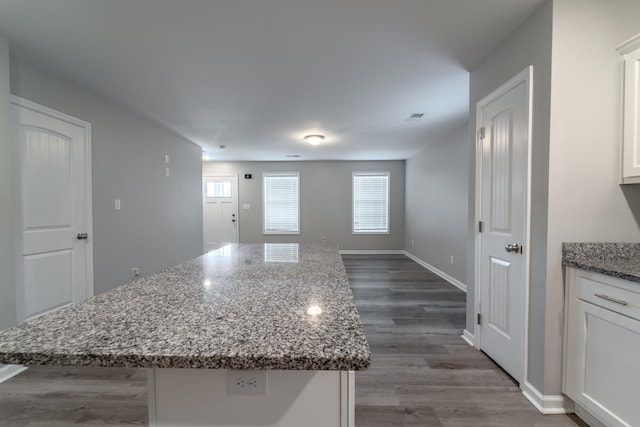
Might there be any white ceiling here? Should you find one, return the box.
[0,0,545,161]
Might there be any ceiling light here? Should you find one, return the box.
[202,152,211,160]
[304,134,325,146]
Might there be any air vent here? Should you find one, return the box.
[406,113,425,122]
[286,154,301,158]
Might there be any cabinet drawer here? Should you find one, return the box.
[575,272,640,321]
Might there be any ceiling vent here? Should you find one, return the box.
[406,113,425,122]
[286,154,301,158]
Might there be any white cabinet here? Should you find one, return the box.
[564,268,640,427]
[617,34,640,184]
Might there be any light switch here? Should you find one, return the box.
[165,155,170,164]
[115,199,121,210]
[243,203,251,210]
[165,167,170,177]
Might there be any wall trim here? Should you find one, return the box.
[461,329,475,346]
[338,250,405,255]
[403,251,467,292]
[0,364,27,384]
[521,381,573,415]
[574,403,605,427]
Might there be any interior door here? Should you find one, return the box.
[203,175,238,252]
[477,69,530,384]
[11,97,93,323]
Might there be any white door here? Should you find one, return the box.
[11,97,93,323]
[476,68,531,384]
[203,175,238,252]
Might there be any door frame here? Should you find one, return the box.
[202,174,239,251]
[473,66,533,384]
[11,95,94,322]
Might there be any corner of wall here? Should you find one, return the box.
[0,34,17,330]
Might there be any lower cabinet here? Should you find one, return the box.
[564,268,640,427]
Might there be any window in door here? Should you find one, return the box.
[263,173,300,234]
[353,172,390,234]
[206,181,232,198]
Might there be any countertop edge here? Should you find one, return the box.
[562,260,640,283]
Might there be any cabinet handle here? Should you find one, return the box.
[594,293,628,306]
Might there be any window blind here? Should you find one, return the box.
[353,172,390,233]
[263,173,300,234]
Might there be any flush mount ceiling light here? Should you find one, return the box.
[304,134,325,146]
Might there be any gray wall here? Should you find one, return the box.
[405,122,469,286]
[9,56,203,296]
[469,1,552,393]
[469,0,640,396]
[543,0,640,395]
[0,33,16,330]
[202,161,405,250]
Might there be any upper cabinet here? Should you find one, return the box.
[618,34,640,184]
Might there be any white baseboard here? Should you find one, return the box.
[339,250,405,255]
[521,381,573,415]
[403,251,467,292]
[0,364,27,384]
[574,403,606,427]
[461,329,475,346]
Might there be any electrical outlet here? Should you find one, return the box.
[132,267,140,279]
[450,256,454,265]
[322,236,327,242]
[227,370,268,395]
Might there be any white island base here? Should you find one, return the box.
[148,368,355,427]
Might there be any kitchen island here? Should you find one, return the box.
[0,243,370,426]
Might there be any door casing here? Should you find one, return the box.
[473,66,533,385]
[11,95,93,323]
[202,174,239,251]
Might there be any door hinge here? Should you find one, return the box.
[477,313,482,325]
[478,221,483,233]
[479,127,486,140]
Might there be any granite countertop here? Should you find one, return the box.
[562,242,640,283]
[0,244,370,371]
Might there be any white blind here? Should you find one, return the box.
[353,172,389,233]
[263,173,300,234]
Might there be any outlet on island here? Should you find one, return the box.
[227,370,268,395]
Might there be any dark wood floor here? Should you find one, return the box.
[0,254,586,426]
[344,254,585,427]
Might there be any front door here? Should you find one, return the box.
[203,175,238,252]
[477,68,531,384]
[11,97,93,323]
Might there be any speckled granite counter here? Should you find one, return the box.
[0,244,370,370]
[562,242,640,283]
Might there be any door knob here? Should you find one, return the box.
[77,233,88,240]
[505,243,522,254]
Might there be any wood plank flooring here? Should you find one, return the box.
[0,254,587,426]
[344,254,586,427]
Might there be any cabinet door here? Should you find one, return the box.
[622,47,640,180]
[567,300,640,427]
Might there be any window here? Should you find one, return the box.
[263,173,300,234]
[205,181,232,198]
[353,172,390,234]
